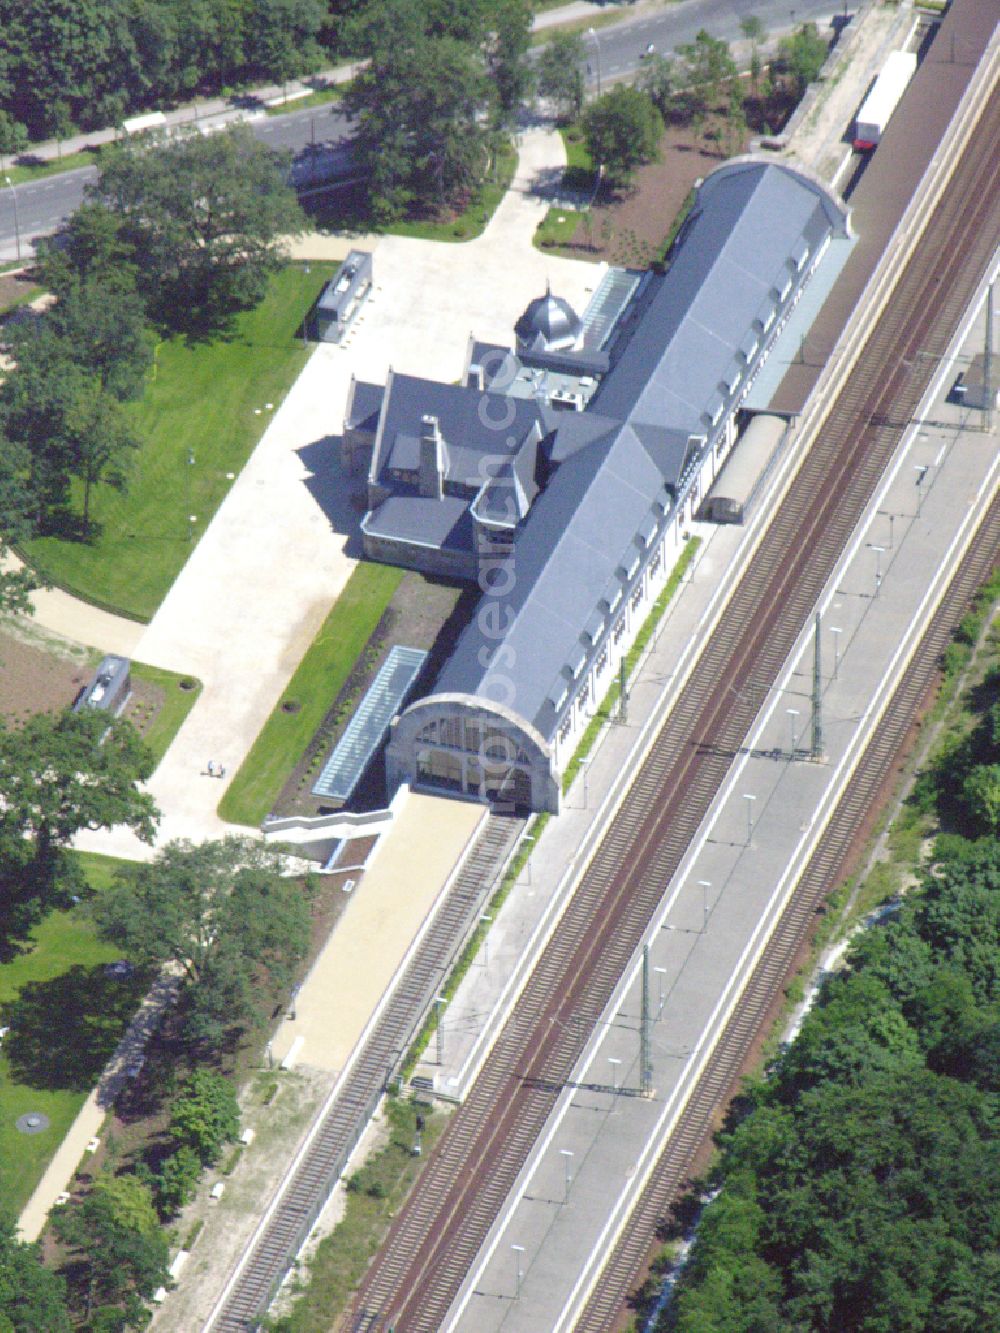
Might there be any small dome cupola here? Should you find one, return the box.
[515,283,582,353]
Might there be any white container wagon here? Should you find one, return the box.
[854,50,917,150]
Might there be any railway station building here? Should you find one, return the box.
[341,159,850,814]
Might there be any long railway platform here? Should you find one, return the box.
[433,263,1000,1333]
[348,11,1000,1320]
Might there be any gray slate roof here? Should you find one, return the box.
[374,374,545,491]
[364,494,474,551]
[593,163,837,435]
[428,162,848,740]
[435,428,670,734]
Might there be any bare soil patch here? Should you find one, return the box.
[0,625,91,722]
[0,268,41,316]
[547,84,798,268]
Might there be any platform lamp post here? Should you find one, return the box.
[868,543,886,598]
[786,707,800,758]
[743,793,757,844]
[697,879,711,933]
[914,464,929,515]
[640,944,653,1097]
[587,27,603,96]
[830,625,843,679]
[578,753,593,809]
[511,1244,525,1300]
[608,1056,622,1109]
[480,914,493,969]
[811,611,824,760]
[654,965,668,1018]
[560,1148,574,1203]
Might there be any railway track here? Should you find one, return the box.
[207,811,525,1332]
[348,80,1000,1333]
[577,489,1000,1330]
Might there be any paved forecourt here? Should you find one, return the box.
[438,261,1000,1333]
[70,122,598,857]
[269,791,484,1074]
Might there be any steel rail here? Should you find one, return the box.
[348,82,1000,1333]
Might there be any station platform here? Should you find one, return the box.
[269,790,484,1074]
[432,265,1000,1333]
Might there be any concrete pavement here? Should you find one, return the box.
[269,792,484,1074]
[69,120,599,859]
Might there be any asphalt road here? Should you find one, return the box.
[585,0,842,88]
[0,103,356,263]
[0,0,841,261]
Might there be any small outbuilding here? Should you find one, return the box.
[313,250,373,342]
[72,655,132,718]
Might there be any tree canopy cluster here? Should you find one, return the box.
[0,708,155,944]
[52,1172,169,1330]
[0,124,302,545]
[663,818,1000,1324]
[581,85,663,189]
[344,0,532,219]
[0,0,328,140]
[92,835,311,1053]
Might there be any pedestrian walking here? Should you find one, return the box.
[207,759,215,776]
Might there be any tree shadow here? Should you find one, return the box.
[2,964,147,1092]
[37,506,102,544]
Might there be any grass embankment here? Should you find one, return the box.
[304,138,517,243]
[218,562,404,827]
[265,87,345,116]
[529,9,620,45]
[270,1097,444,1332]
[0,853,139,1214]
[534,126,598,252]
[25,263,334,622]
[4,148,99,186]
[130,663,203,767]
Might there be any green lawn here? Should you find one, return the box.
[218,561,404,827]
[4,148,99,186]
[533,128,598,254]
[130,662,203,767]
[25,262,335,622]
[535,206,586,251]
[272,1097,445,1332]
[266,86,345,116]
[303,139,517,244]
[0,854,141,1214]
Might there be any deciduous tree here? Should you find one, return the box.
[53,1173,168,1327]
[0,1214,71,1332]
[637,53,675,118]
[93,837,310,1050]
[581,86,662,189]
[245,0,326,98]
[535,32,585,123]
[93,124,304,329]
[0,709,156,876]
[168,1067,240,1165]
[346,26,493,219]
[777,22,828,97]
[676,29,737,120]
